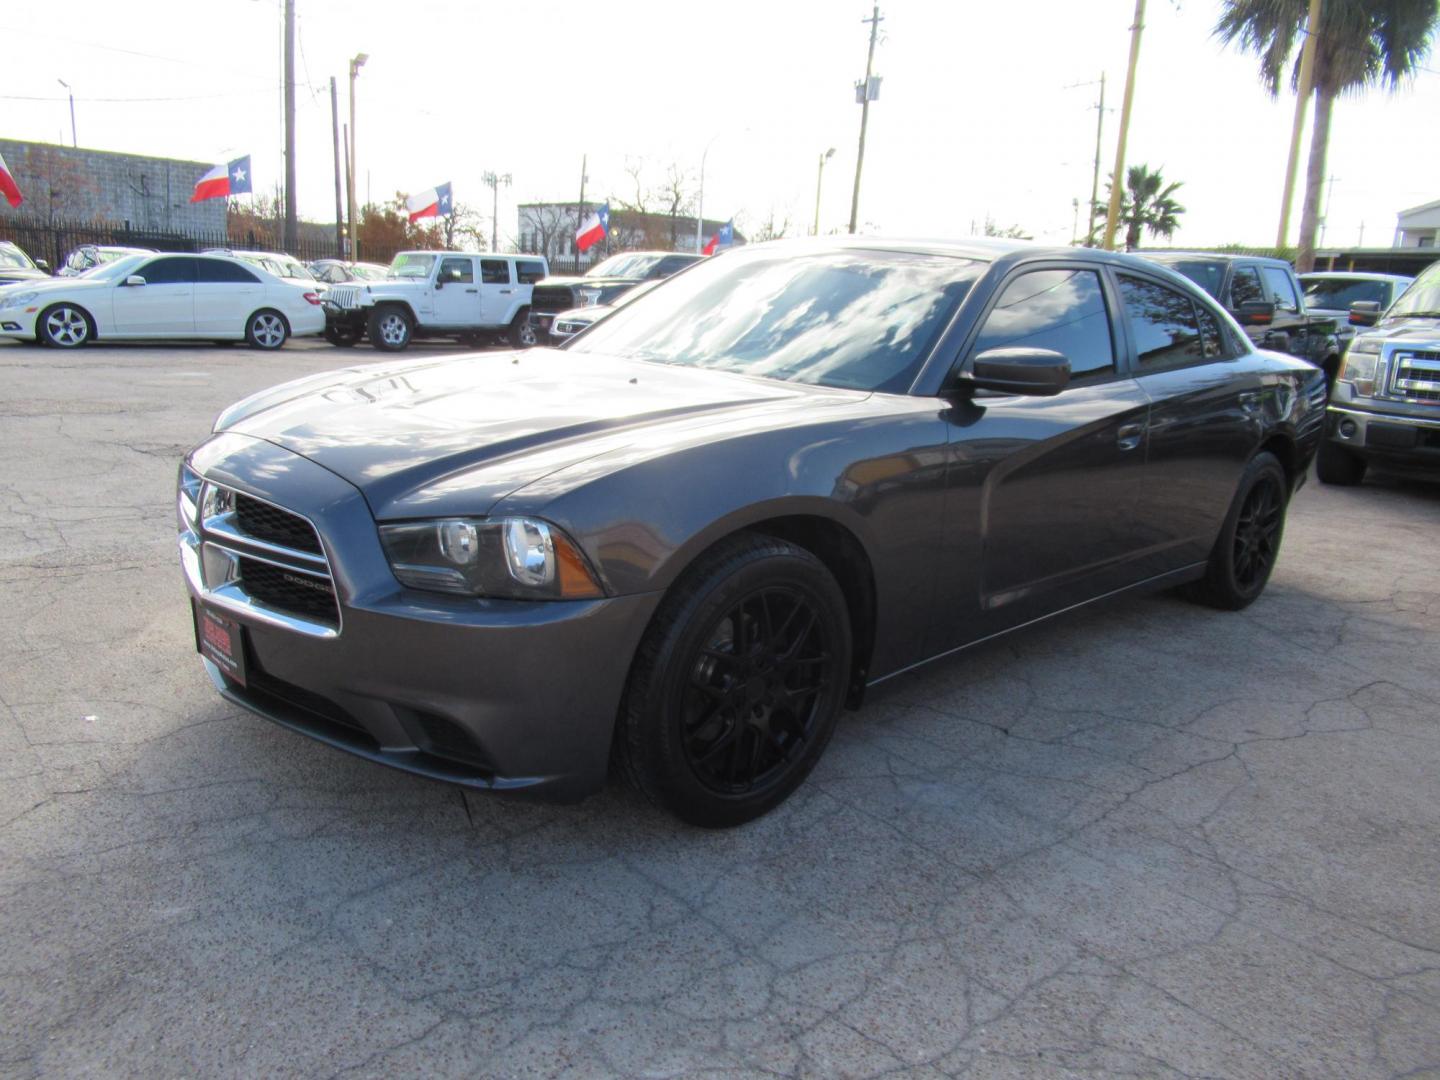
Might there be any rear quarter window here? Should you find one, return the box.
[516,260,547,285]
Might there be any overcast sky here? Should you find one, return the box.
[6,0,1439,250]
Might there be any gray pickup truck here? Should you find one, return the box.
[1141,252,1341,382]
[1319,261,1440,485]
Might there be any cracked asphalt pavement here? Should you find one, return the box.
[2,339,1438,1079]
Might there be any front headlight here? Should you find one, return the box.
[1338,338,1381,396]
[7,291,39,307]
[378,517,603,599]
[177,463,203,533]
[577,288,602,307]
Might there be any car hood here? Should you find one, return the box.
[0,268,49,284]
[0,275,110,300]
[1370,316,1440,344]
[215,350,863,518]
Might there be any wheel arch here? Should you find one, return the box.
[368,299,419,323]
[37,300,98,344]
[640,505,879,708]
[1256,432,1299,491]
[247,306,291,331]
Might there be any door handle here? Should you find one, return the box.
[499,289,513,294]
[1116,422,1144,451]
[465,288,478,293]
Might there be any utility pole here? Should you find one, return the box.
[849,4,883,234]
[1319,173,1339,248]
[575,154,587,271]
[483,171,512,252]
[282,0,297,252]
[1101,0,1145,251]
[330,78,343,259]
[1278,0,1322,249]
[343,125,353,258]
[1087,72,1106,247]
[348,53,368,260]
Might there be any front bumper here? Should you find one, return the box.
[181,433,661,801]
[0,306,39,338]
[323,304,369,333]
[1326,404,1440,472]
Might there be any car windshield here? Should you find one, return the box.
[0,244,36,270]
[277,258,314,280]
[1382,270,1440,318]
[85,254,149,282]
[569,248,979,393]
[97,249,136,265]
[1151,258,1226,299]
[351,263,388,280]
[1301,277,1395,310]
[390,253,436,278]
[587,252,662,279]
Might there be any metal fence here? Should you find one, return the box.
[1,217,405,271]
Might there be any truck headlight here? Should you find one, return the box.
[177,462,203,533]
[378,517,603,599]
[1338,338,1381,396]
[577,288,602,307]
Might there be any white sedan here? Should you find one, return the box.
[0,252,325,349]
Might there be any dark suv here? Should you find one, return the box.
[528,251,702,339]
[1319,261,1440,485]
[1141,253,1340,380]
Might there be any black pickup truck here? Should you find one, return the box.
[1140,253,1341,381]
[528,251,701,340]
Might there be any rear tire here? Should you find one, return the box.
[617,533,851,828]
[368,306,412,351]
[494,308,537,349]
[1316,440,1366,486]
[245,310,289,350]
[38,303,94,348]
[1181,451,1288,611]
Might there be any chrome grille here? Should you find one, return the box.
[531,285,578,313]
[1389,351,1440,405]
[197,482,340,633]
[326,285,362,309]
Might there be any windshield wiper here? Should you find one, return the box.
[1393,310,1440,319]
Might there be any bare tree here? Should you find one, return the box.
[658,162,695,249]
[517,203,573,261]
[442,202,486,250]
[618,159,652,214]
[746,208,792,243]
[983,215,1032,240]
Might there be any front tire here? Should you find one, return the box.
[1182,451,1288,611]
[617,533,851,828]
[324,325,360,348]
[245,310,289,350]
[368,306,412,351]
[1316,440,1366,486]
[38,304,94,348]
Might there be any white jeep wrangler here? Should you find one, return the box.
[321,251,549,351]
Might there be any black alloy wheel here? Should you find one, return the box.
[1181,451,1288,611]
[1231,473,1283,593]
[618,533,851,828]
[681,585,836,796]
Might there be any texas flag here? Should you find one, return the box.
[190,155,252,203]
[575,203,609,252]
[702,219,734,256]
[406,182,453,222]
[0,149,22,209]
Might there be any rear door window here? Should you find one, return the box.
[516,260,547,284]
[1229,266,1264,308]
[970,268,1116,380]
[1118,274,1205,369]
[1262,267,1300,313]
[196,260,261,284]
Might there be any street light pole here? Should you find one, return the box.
[347,52,368,260]
[695,133,722,254]
[813,148,835,235]
[56,79,76,148]
[849,4,883,234]
[483,171,512,252]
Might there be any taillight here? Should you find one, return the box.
[303,292,321,305]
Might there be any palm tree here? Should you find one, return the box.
[1092,165,1185,250]
[1216,0,1437,271]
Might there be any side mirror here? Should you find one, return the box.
[964,347,1070,397]
[124,275,147,287]
[1349,300,1381,327]
[1237,299,1275,325]
[35,258,50,271]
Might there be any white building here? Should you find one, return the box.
[1393,199,1440,248]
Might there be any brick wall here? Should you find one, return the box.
[0,138,225,233]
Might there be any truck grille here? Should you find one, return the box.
[1390,351,1440,405]
[531,285,578,314]
[327,285,362,309]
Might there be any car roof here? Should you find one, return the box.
[395,250,536,258]
[1139,250,1292,269]
[1297,270,1413,281]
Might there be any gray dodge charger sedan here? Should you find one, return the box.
[179,238,1324,826]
